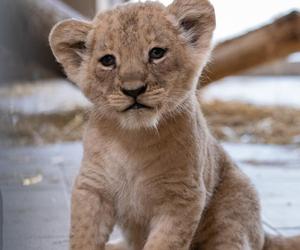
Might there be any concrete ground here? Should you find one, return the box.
[0,142,300,250]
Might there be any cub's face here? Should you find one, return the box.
[49,0,215,129]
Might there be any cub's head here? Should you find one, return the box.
[49,0,215,129]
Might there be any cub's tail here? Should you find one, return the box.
[263,234,300,250]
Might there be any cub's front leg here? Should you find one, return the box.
[70,164,115,250]
[143,185,205,250]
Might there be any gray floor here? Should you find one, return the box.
[0,142,300,250]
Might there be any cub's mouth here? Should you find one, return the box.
[123,102,153,112]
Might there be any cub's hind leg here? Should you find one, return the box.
[194,166,265,250]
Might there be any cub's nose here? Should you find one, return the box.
[121,85,147,98]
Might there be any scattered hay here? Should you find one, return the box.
[0,109,87,146]
[202,101,300,145]
[1,101,300,146]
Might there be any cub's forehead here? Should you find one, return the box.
[91,2,178,50]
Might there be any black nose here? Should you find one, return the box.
[121,85,147,98]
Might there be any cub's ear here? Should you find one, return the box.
[168,0,216,47]
[49,19,92,82]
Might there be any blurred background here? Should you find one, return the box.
[0,1,300,250]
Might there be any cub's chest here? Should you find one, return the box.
[106,155,166,223]
[113,171,154,224]
[101,139,198,221]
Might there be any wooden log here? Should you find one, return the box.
[200,11,300,87]
[245,61,300,76]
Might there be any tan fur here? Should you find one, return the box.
[49,1,300,249]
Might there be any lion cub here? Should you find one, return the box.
[49,0,300,249]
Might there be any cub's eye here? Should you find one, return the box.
[149,47,167,61]
[99,54,116,68]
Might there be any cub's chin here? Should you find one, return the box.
[118,109,161,130]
